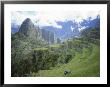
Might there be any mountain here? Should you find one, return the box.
[80,15,100,29]
[19,18,35,33]
[81,27,100,40]
[11,18,100,77]
[41,16,100,42]
[11,18,47,55]
[18,18,39,39]
[12,18,56,45]
[11,18,58,76]
[11,16,100,43]
[41,29,55,44]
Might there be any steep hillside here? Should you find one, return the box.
[11,18,47,76]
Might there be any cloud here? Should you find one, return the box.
[78,26,88,32]
[71,26,75,31]
[11,11,37,25]
[11,10,99,28]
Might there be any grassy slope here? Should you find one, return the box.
[31,44,100,77]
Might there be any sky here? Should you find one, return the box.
[11,10,99,29]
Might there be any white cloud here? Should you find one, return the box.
[71,26,75,31]
[78,26,88,32]
[11,10,99,28]
[11,11,37,25]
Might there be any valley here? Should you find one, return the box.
[11,17,100,77]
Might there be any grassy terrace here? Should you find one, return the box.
[33,47,49,51]
[31,44,100,77]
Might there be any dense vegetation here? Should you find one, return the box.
[11,18,100,77]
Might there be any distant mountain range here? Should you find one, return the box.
[11,15,100,43]
[41,15,100,41]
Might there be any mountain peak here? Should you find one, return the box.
[24,18,31,23]
[22,18,33,27]
[19,18,36,36]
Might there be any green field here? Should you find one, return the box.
[30,44,100,77]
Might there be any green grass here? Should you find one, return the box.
[30,44,100,77]
[33,47,48,51]
[49,44,61,48]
